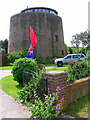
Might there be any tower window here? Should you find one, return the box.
[62,50,64,55]
[55,35,58,42]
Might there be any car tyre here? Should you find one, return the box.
[57,62,63,67]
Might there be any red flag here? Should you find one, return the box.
[30,27,37,47]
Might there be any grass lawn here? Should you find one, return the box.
[44,64,56,66]
[46,66,68,71]
[0,66,13,70]
[0,75,22,98]
[65,93,90,118]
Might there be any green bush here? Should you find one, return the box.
[7,48,28,65]
[67,61,90,83]
[11,58,38,85]
[86,50,90,66]
[0,49,6,55]
[16,70,45,103]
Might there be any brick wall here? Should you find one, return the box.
[44,71,90,108]
[65,77,89,108]
[44,71,67,98]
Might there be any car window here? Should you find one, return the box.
[78,55,84,58]
[73,55,78,58]
[81,55,84,58]
[65,55,71,59]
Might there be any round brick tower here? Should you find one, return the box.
[8,7,66,59]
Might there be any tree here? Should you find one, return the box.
[71,34,81,49]
[71,30,90,60]
[0,39,8,54]
[0,40,3,48]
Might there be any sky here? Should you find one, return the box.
[0,0,89,46]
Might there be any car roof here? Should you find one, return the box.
[67,54,85,55]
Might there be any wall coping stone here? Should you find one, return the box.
[44,71,67,75]
[67,76,90,87]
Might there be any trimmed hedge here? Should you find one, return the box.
[11,58,38,85]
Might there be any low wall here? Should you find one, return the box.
[0,54,7,66]
[44,71,90,108]
[65,77,89,108]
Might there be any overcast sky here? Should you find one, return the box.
[0,0,89,46]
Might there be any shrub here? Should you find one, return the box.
[11,58,38,85]
[0,49,6,55]
[67,61,90,83]
[30,86,64,119]
[7,48,28,65]
[86,50,90,66]
[15,70,45,103]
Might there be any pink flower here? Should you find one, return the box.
[50,103,52,105]
[49,100,52,102]
[45,101,48,103]
[56,92,58,94]
[57,104,60,107]
[56,86,61,91]
[33,89,35,92]
[58,111,60,113]
[56,104,61,110]
[61,97,64,101]
[59,97,64,102]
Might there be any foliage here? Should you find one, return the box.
[7,48,28,65]
[36,55,43,64]
[45,56,50,64]
[86,50,90,61]
[0,49,6,55]
[71,30,90,60]
[11,58,38,85]
[67,61,90,83]
[16,70,45,103]
[30,86,64,119]
[68,47,73,54]
[86,50,90,66]
[0,39,8,54]
[71,30,89,48]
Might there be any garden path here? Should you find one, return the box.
[0,70,12,80]
[0,70,31,119]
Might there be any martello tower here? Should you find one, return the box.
[8,7,66,59]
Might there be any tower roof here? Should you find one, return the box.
[21,7,58,15]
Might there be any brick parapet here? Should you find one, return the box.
[44,71,90,108]
[65,77,89,107]
[44,71,67,97]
